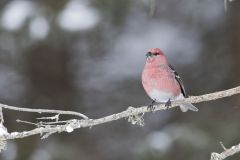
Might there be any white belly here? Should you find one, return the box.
[149,89,184,102]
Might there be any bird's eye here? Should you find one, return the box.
[146,52,152,57]
[146,52,160,57]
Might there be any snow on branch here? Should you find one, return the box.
[0,86,239,152]
[211,142,240,160]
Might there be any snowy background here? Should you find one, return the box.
[0,0,240,160]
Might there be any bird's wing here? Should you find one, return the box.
[168,64,187,97]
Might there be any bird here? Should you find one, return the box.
[141,48,198,112]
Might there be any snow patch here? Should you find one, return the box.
[0,124,9,136]
[66,125,74,133]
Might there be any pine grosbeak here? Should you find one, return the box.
[142,48,198,112]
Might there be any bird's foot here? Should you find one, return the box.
[165,99,171,110]
[148,100,156,112]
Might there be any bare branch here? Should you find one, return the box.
[149,0,156,16]
[2,86,240,140]
[16,119,38,126]
[220,141,227,151]
[0,103,88,119]
[37,115,59,120]
[224,0,236,11]
[211,142,240,160]
[0,107,3,124]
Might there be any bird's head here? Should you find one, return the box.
[145,48,167,64]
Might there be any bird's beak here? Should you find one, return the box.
[145,52,151,58]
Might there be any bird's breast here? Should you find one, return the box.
[142,66,181,97]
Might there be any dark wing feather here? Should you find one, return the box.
[168,64,187,97]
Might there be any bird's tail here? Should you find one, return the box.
[180,103,198,112]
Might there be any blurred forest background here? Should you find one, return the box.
[0,0,240,160]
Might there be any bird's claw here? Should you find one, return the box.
[165,99,171,110]
[148,100,156,112]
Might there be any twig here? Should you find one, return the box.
[149,0,156,16]
[2,86,240,140]
[211,142,240,160]
[224,0,228,11]
[37,114,60,121]
[40,120,70,125]
[0,103,88,119]
[224,0,236,11]
[16,119,38,126]
[0,107,3,124]
[16,119,70,126]
[220,141,227,151]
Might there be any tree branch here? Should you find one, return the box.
[211,142,240,160]
[0,107,3,124]
[1,85,239,140]
[0,103,88,119]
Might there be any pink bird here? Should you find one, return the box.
[142,48,198,112]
